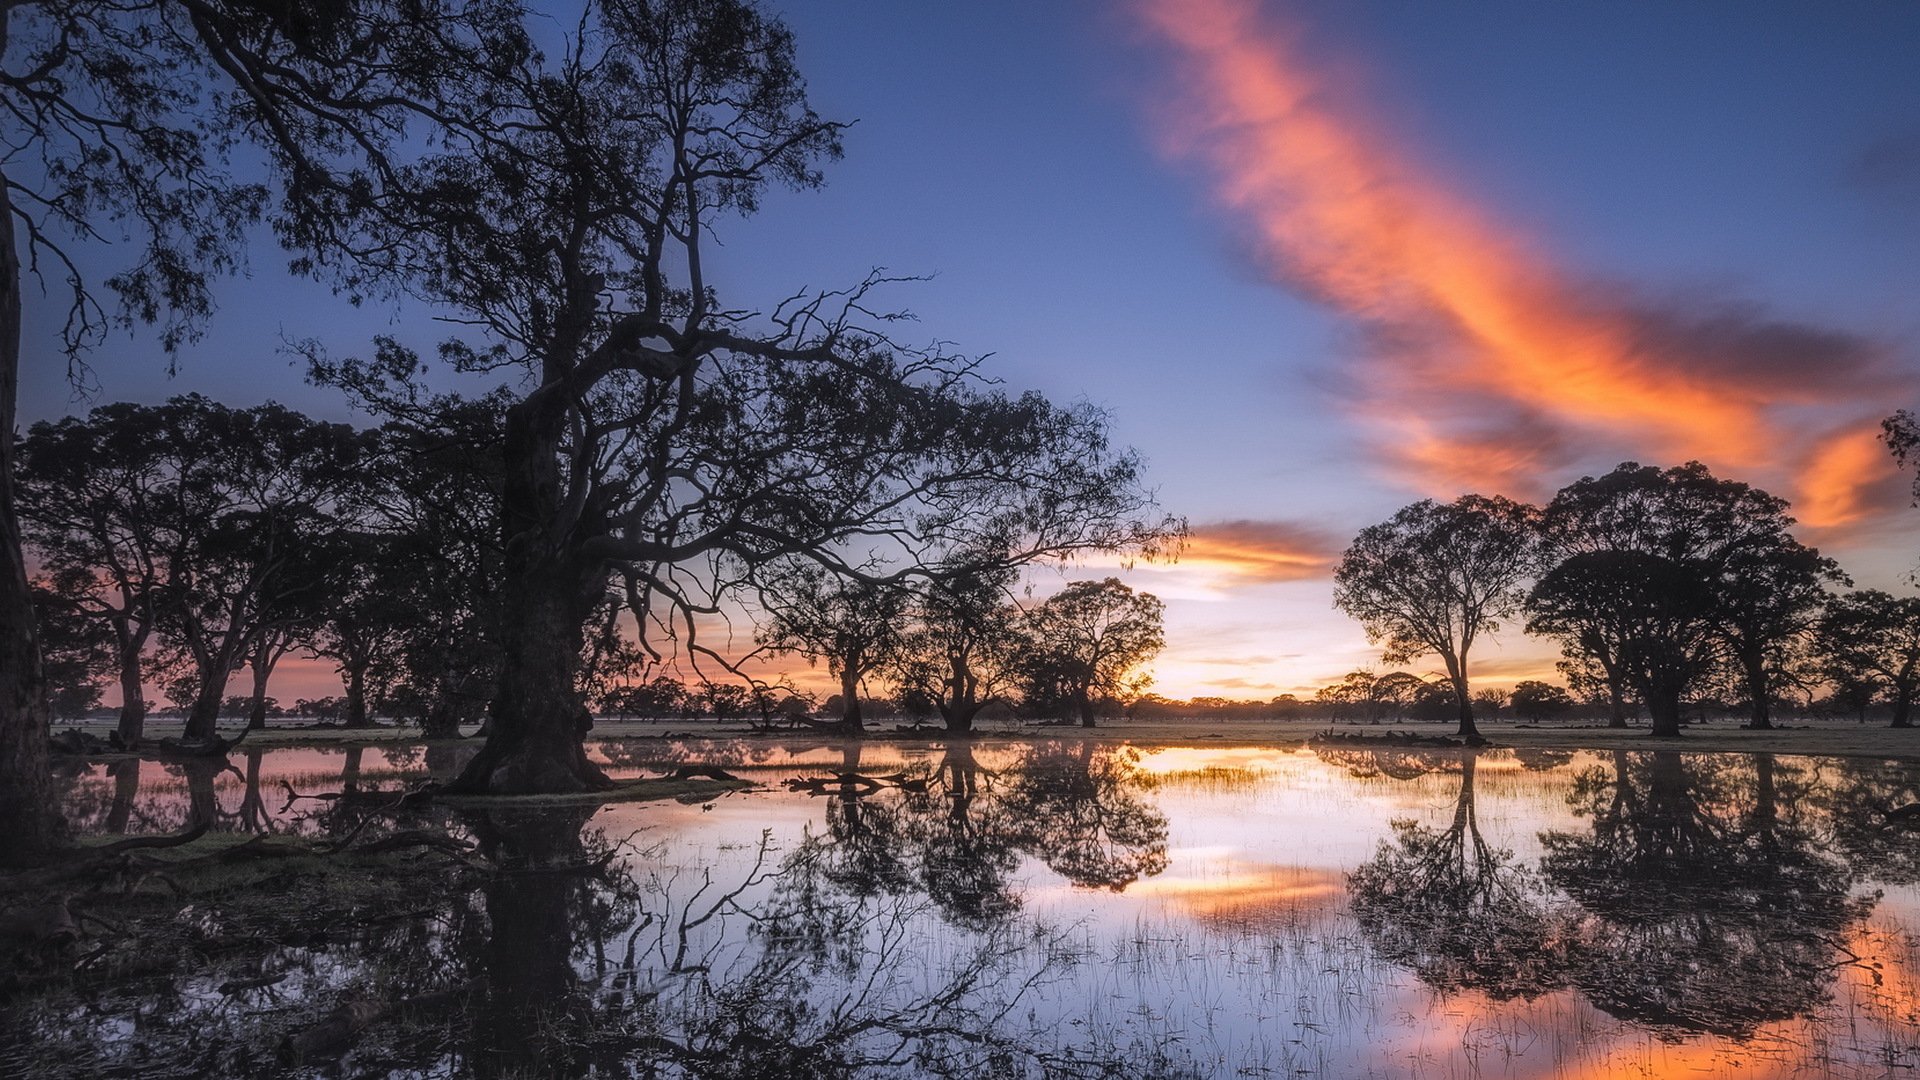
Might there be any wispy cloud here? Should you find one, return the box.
[1181,518,1340,583]
[1135,0,1911,527]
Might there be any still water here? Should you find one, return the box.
[18,739,1920,1078]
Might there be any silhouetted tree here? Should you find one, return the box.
[28,581,110,719]
[306,533,416,729]
[1530,462,1805,738]
[757,564,909,733]
[1715,534,1845,729]
[1019,578,1164,727]
[359,401,508,738]
[0,0,503,865]
[1507,680,1574,722]
[153,401,365,743]
[893,567,1026,734]
[16,406,180,744]
[1333,495,1536,741]
[1815,590,1920,728]
[291,0,1176,795]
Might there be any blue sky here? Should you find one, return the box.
[19,0,1920,700]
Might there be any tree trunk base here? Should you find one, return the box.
[447,739,613,795]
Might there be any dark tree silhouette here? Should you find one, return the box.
[1019,578,1165,727]
[0,0,503,864]
[757,564,909,734]
[1815,589,1920,728]
[1507,679,1574,723]
[289,0,1174,793]
[1529,462,1810,738]
[305,533,416,730]
[27,580,110,720]
[19,397,362,745]
[152,401,364,743]
[892,566,1026,734]
[1715,534,1845,729]
[1333,495,1537,741]
[17,407,179,744]
[358,400,508,738]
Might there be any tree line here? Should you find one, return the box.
[16,402,1171,744]
[1335,461,1920,740]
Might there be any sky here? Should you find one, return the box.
[18,0,1920,703]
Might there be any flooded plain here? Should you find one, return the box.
[14,739,1920,1078]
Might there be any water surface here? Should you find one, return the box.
[21,739,1920,1077]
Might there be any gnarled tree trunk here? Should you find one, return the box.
[114,619,149,746]
[0,179,61,866]
[1741,648,1773,730]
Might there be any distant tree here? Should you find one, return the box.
[1019,579,1164,728]
[702,683,751,722]
[1333,495,1537,741]
[153,401,365,743]
[30,583,110,720]
[17,406,176,745]
[1470,687,1507,719]
[1715,535,1846,729]
[1313,670,1379,722]
[601,677,688,720]
[1369,671,1429,721]
[893,567,1026,734]
[1508,680,1574,723]
[757,565,909,733]
[1530,462,1807,739]
[1815,590,1920,728]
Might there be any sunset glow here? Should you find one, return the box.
[1137,0,1910,514]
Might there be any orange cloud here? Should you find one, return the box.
[1137,0,1912,523]
[1180,518,1338,583]
[1798,424,1904,530]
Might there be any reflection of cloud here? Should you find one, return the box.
[1132,861,1346,925]
[1180,518,1340,583]
[1137,0,1912,529]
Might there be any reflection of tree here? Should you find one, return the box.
[1825,758,1920,885]
[787,740,1169,929]
[1541,751,1867,1037]
[465,806,606,1078]
[911,742,1019,928]
[1000,742,1169,891]
[104,759,140,834]
[1349,752,1572,1001]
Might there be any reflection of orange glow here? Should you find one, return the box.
[1799,424,1899,529]
[1133,862,1345,922]
[1138,0,1907,517]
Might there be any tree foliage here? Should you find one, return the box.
[1333,495,1536,740]
[1019,578,1164,727]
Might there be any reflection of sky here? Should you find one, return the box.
[18,2,1920,701]
[58,742,1920,1075]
